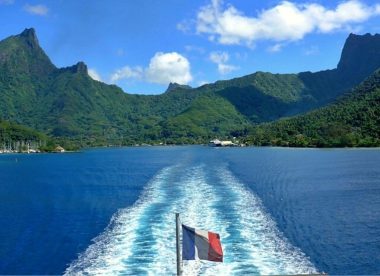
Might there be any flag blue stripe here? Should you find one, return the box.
[182,225,195,260]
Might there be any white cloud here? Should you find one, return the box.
[146,52,192,84]
[196,0,380,46]
[23,4,48,16]
[210,51,229,64]
[376,4,380,14]
[110,66,143,83]
[110,52,193,85]
[88,68,102,82]
[0,0,14,5]
[185,45,205,54]
[268,43,284,53]
[209,51,238,74]
[234,52,248,61]
[177,20,193,33]
[218,63,238,74]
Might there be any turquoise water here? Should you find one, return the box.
[0,146,379,274]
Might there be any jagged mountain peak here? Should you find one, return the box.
[165,82,192,93]
[74,61,88,74]
[18,28,40,50]
[0,27,56,76]
[20,27,37,38]
[60,61,88,74]
[337,32,380,81]
[347,32,380,39]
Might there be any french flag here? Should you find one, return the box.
[182,224,223,262]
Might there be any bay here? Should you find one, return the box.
[0,146,379,275]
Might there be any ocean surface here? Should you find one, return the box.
[0,146,379,275]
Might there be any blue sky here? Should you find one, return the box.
[1,0,380,94]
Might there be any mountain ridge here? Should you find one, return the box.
[1,28,380,145]
[245,69,380,147]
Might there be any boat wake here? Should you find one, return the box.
[65,163,317,275]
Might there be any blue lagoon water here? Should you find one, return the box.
[0,146,379,275]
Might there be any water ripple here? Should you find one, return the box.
[65,163,317,275]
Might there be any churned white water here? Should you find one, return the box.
[65,163,317,275]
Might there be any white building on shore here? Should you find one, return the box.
[209,139,237,147]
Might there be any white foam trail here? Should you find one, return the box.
[216,166,317,275]
[172,166,232,276]
[65,163,317,275]
[65,166,175,275]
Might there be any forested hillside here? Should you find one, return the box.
[1,29,380,145]
[245,71,380,147]
[0,119,48,151]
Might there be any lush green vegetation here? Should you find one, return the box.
[160,93,249,144]
[0,119,81,152]
[245,71,380,147]
[1,29,380,147]
[0,119,47,151]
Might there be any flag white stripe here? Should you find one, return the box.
[194,229,210,260]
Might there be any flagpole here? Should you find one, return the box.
[175,213,181,276]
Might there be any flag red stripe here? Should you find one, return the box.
[207,231,223,262]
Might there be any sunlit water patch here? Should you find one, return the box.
[65,162,317,275]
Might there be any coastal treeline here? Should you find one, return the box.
[244,71,380,147]
[0,120,83,152]
[0,120,48,152]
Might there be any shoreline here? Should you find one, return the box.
[1,143,380,155]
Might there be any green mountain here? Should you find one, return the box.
[185,33,380,124]
[245,70,380,147]
[0,28,55,126]
[1,28,380,145]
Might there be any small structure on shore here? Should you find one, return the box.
[55,146,65,153]
[209,139,237,147]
